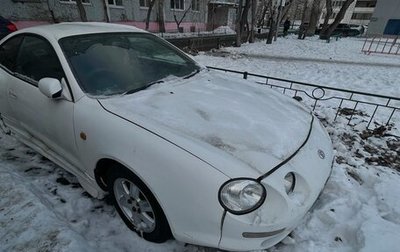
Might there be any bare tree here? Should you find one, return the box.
[145,0,157,30]
[173,5,191,32]
[320,0,332,36]
[266,0,276,44]
[263,0,294,44]
[279,0,295,24]
[75,0,88,22]
[319,0,355,39]
[256,0,270,28]
[249,0,257,43]
[241,0,251,41]
[157,0,165,33]
[235,0,244,47]
[235,0,252,46]
[102,0,110,22]
[297,0,308,39]
[46,0,58,23]
[307,0,322,36]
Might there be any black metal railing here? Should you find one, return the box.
[207,66,400,129]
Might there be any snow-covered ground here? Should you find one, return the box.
[195,35,400,97]
[1,36,400,252]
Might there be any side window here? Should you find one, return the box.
[15,36,64,83]
[0,36,23,72]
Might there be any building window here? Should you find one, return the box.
[351,12,373,20]
[140,0,151,7]
[191,0,199,11]
[108,0,123,6]
[171,0,184,10]
[355,0,376,8]
[60,0,90,3]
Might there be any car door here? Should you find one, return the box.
[0,35,23,131]
[7,34,82,171]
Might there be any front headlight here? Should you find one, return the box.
[218,178,266,215]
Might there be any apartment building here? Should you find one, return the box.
[367,0,400,35]
[319,0,376,26]
[0,0,208,32]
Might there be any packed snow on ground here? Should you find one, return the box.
[1,36,400,252]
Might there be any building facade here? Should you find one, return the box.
[319,0,376,26]
[367,0,400,35]
[0,0,209,32]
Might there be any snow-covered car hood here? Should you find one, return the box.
[99,71,312,177]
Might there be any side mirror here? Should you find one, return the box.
[38,78,62,99]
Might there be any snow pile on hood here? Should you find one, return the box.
[100,71,311,173]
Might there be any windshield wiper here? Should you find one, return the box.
[183,69,200,79]
[125,80,165,95]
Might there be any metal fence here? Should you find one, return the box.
[208,66,400,129]
[362,35,400,55]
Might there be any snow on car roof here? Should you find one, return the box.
[15,22,146,41]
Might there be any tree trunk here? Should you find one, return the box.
[266,1,276,44]
[235,0,243,47]
[102,0,110,22]
[298,0,308,39]
[274,0,284,41]
[279,0,294,25]
[241,0,251,43]
[249,0,257,43]
[291,1,300,29]
[146,0,156,30]
[256,0,267,27]
[157,0,165,33]
[320,0,332,35]
[319,0,355,39]
[46,0,58,23]
[307,0,321,36]
[173,3,191,32]
[76,0,87,22]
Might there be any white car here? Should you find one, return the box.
[0,23,333,251]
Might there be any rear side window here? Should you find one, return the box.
[15,35,64,83]
[0,36,23,72]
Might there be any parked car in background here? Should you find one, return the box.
[349,24,366,35]
[316,23,361,37]
[0,23,334,251]
[0,16,17,40]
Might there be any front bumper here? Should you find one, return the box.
[218,118,334,251]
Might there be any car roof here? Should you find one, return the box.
[14,22,146,41]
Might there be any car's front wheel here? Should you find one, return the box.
[108,168,171,243]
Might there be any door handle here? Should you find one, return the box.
[8,90,17,99]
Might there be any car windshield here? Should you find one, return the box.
[59,33,201,96]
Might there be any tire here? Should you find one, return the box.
[108,168,171,243]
